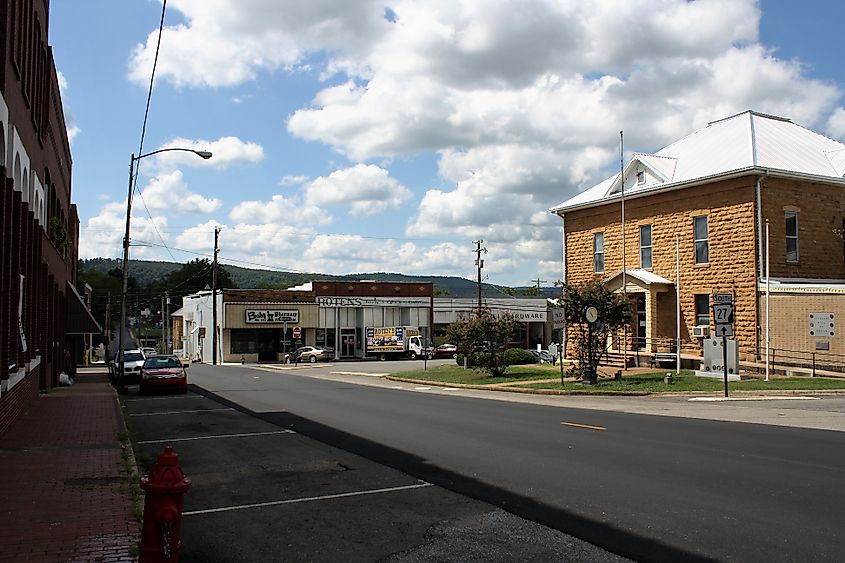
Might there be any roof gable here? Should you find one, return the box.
[551,110,845,214]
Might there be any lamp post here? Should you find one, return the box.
[117,148,212,383]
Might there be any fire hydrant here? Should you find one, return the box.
[139,446,192,562]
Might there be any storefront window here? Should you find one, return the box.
[231,329,259,354]
[316,328,336,349]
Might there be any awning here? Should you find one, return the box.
[65,282,102,335]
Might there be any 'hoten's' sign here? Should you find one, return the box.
[245,310,299,324]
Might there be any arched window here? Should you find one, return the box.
[13,153,21,192]
[0,121,6,168]
[22,167,29,203]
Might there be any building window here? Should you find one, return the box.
[636,171,645,185]
[593,232,604,273]
[695,294,710,326]
[694,215,709,264]
[785,211,799,263]
[639,224,652,269]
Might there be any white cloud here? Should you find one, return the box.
[229,193,330,226]
[149,136,264,171]
[119,0,845,284]
[55,70,80,143]
[128,0,389,88]
[828,107,845,140]
[138,170,222,214]
[303,164,411,216]
[79,201,170,260]
[280,174,309,186]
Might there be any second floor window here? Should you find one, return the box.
[639,224,652,269]
[593,232,604,273]
[694,215,709,264]
[785,211,799,263]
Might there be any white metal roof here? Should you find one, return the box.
[551,110,845,213]
[607,269,673,286]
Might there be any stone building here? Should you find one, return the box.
[0,0,98,434]
[551,111,845,367]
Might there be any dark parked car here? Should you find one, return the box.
[432,344,458,359]
[140,355,188,394]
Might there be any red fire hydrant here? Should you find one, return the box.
[139,446,192,562]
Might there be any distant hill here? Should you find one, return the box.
[78,258,554,299]
[79,258,560,298]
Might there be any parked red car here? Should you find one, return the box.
[432,343,458,359]
[140,355,188,394]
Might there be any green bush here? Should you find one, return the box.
[455,353,466,366]
[503,348,535,365]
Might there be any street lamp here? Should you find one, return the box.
[117,148,212,383]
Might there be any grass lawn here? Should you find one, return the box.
[395,364,559,385]
[393,364,845,393]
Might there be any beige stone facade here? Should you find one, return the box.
[561,175,845,363]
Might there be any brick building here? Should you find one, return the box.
[551,111,845,367]
[0,1,97,435]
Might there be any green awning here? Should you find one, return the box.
[65,282,102,335]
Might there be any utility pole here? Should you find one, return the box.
[165,292,170,355]
[474,240,487,316]
[161,295,166,353]
[212,226,220,365]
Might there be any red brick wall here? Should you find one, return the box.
[0,369,39,437]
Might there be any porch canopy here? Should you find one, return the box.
[604,269,674,351]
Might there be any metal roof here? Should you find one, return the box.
[551,110,845,213]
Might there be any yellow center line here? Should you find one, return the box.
[560,422,606,431]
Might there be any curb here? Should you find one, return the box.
[383,375,845,398]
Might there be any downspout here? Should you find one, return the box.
[755,171,768,364]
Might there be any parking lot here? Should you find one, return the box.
[122,384,626,562]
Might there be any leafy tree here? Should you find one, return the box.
[159,258,237,298]
[521,286,543,297]
[561,279,632,384]
[498,286,517,296]
[446,309,521,377]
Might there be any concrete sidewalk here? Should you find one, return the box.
[0,370,138,562]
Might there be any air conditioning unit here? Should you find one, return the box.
[693,325,710,338]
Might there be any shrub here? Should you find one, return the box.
[503,348,535,365]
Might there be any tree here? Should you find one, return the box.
[158,258,237,298]
[446,309,521,377]
[561,279,632,384]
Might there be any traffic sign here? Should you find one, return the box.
[713,293,733,304]
[551,309,566,329]
[713,303,734,324]
[715,323,733,337]
[292,326,301,339]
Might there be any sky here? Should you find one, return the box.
[50,0,845,287]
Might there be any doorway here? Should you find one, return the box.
[636,294,646,350]
[340,329,356,357]
[257,329,280,362]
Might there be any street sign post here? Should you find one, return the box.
[713,297,734,397]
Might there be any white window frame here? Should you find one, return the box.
[593,232,604,273]
[639,224,652,269]
[694,215,709,264]
[785,211,799,263]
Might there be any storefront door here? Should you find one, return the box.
[636,294,646,350]
[340,329,356,357]
[257,329,280,362]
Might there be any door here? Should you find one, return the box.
[636,294,646,350]
[257,329,279,362]
[341,329,356,357]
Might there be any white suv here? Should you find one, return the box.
[109,349,146,384]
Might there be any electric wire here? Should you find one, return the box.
[130,0,176,262]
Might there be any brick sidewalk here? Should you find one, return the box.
[0,371,139,562]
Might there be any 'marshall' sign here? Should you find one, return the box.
[245,309,299,324]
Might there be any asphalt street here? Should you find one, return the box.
[123,384,627,562]
[187,361,845,562]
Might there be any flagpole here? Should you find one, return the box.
[620,130,627,369]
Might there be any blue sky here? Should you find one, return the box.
[50,0,845,286]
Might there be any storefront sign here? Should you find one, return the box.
[245,309,300,323]
[317,296,431,307]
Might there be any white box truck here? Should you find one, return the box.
[365,326,429,360]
